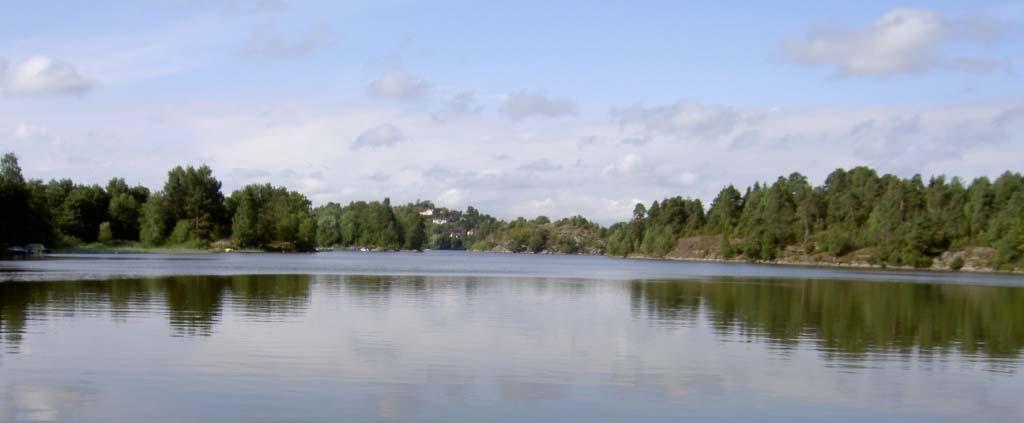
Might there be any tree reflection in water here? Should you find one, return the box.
[631,278,1024,362]
[2,275,1023,366]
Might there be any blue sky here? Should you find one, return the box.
[1,1,1023,222]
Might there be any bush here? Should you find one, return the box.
[898,249,932,268]
[97,222,113,243]
[556,234,579,254]
[825,229,854,256]
[718,235,736,259]
[950,256,965,271]
[528,227,550,253]
[168,220,194,245]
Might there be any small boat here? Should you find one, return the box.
[359,247,370,252]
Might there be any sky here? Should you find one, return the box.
[1,0,1022,224]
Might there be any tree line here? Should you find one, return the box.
[2,152,1023,270]
[607,167,1024,270]
[0,153,427,252]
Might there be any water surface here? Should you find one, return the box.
[2,252,1023,422]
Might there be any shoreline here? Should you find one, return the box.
[617,253,1023,276]
[17,246,1023,276]
[462,248,1023,275]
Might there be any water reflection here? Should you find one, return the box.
[3,275,1023,364]
[2,274,1024,421]
[0,275,311,343]
[631,278,1024,361]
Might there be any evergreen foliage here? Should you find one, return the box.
[605,167,1024,270]
[3,150,1023,270]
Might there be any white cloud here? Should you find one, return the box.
[612,102,743,139]
[577,135,601,149]
[603,153,643,177]
[352,124,405,149]
[229,167,271,179]
[240,23,333,58]
[445,91,482,115]
[500,92,577,119]
[518,159,562,172]
[679,172,698,186]
[367,70,431,101]
[13,124,51,140]
[6,94,1023,225]
[431,91,483,122]
[1,56,96,95]
[619,136,650,146]
[784,8,1009,76]
[437,188,467,208]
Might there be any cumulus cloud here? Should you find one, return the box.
[577,136,600,149]
[518,159,562,172]
[7,90,1023,224]
[432,91,483,122]
[679,171,698,186]
[728,130,763,151]
[612,102,742,139]
[619,136,650,146]
[364,171,391,182]
[352,124,405,149]
[603,153,643,177]
[229,167,272,179]
[367,70,431,101]
[783,8,1009,76]
[240,23,333,58]
[500,92,577,119]
[438,188,467,208]
[445,91,482,115]
[850,116,922,160]
[1,56,97,95]
[843,106,1024,171]
[13,124,51,140]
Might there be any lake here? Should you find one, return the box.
[2,251,1023,422]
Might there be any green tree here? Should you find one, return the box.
[227,184,317,251]
[97,221,113,243]
[0,153,30,249]
[108,193,141,240]
[57,185,110,243]
[707,185,743,233]
[139,194,171,246]
[314,203,344,247]
[162,165,227,243]
[396,206,426,250]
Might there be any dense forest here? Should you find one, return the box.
[0,152,430,253]
[2,152,1022,270]
[607,168,1024,270]
[0,152,606,255]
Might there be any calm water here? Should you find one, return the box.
[1,252,1023,422]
